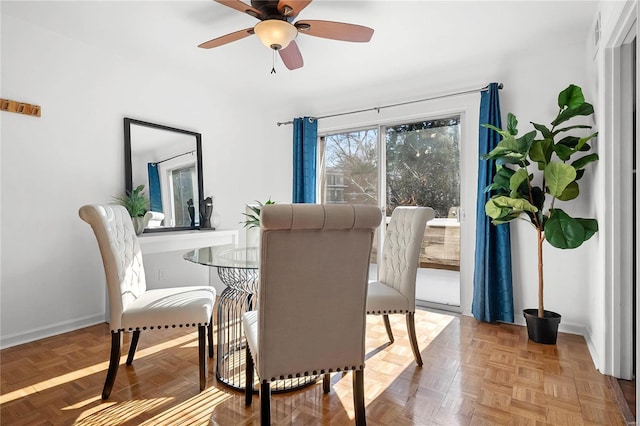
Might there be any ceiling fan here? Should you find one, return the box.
[198,0,374,71]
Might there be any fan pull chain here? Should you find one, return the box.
[271,50,277,74]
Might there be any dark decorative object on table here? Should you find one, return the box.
[200,196,213,229]
[187,199,195,227]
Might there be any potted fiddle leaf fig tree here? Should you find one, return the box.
[482,84,599,344]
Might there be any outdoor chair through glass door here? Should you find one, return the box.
[319,116,462,312]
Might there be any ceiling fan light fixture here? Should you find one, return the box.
[254,19,297,50]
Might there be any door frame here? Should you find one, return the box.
[602,0,638,404]
[316,100,479,316]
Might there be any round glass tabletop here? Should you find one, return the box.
[183,244,259,269]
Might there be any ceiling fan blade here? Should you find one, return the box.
[214,0,263,19]
[198,27,254,49]
[279,40,304,70]
[295,20,374,42]
[277,0,312,18]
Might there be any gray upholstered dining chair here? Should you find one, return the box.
[242,203,381,426]
[79,204,216,399]
[366,206,435,366]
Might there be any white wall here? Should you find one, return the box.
[1,4,604,358]
[0,13,281,347]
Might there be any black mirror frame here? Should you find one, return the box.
[124,117,204,233]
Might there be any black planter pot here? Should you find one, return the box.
[523,309,561,344]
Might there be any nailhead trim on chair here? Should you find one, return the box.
[119,322,209,332]
[269,365,365,382]
[366,309,413,314]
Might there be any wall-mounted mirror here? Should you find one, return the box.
[124,118,204,233]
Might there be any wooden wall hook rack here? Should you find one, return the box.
[0,98,41,117]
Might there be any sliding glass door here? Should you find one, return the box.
[320,116,461,310]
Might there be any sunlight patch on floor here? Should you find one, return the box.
[0,332,198,405]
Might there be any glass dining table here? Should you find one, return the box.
[184,245,318,393]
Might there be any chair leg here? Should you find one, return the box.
[406,312,423,367]
[382,314,394,343]
[102,331,122,400]
[125,330,140,366]
[260,381,271,426]
[353,370,366,426]
[245,345,254,406]
[198,325,206,391]
[208,317,214,358]
[323,373,331,393]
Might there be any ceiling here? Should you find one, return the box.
[3,1,599,108]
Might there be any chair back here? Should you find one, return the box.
[79,204,147,331]
[256,204,381,381]
[378,206,435,303]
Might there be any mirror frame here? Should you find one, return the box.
[124,117,204,233]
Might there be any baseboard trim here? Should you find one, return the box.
[0,314,106,349]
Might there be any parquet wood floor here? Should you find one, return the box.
[0,308,627,425]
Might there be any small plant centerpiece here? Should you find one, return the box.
[482,84,599,344]
[241,198,276,229]
[113,184,148,235]
[241,198,276,249]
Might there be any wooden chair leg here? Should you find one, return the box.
[382,314,394,343]
[353,370,366,426]
[125,330,140,366]
[208,318,214,358]
[245,346,254,406]
[406,312,423,366]
[323,373,331,393]
[198,325,206,391]
[102,331,122,400]
[260,381,271,425]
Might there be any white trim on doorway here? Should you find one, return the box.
[601,0,638,419]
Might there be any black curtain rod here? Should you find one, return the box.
[276,82,504,127]
[152,150,195,165]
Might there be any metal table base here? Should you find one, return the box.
[215,265,318,393]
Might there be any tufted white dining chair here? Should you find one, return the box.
[242,204,381,426]
[79,204,215,399]
[366,206,435,367]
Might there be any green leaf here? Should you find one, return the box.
[553,143,574,161]
[551,102,595,126]
[507,113,518,136]
[557,84,585,109]
[557,135,581,148]
[516,130,537,154]
[572,153,599,170]
[556,181,579,201]
[575,132,598,151]
[530,138,553,167]
[482,123,512,139]
[509,168,530,198]
[485,195,538,221]
[492,166,515,193]
[482,134,520,160]
[530,186,546,211]
[545,209,586,249]
[491,212,522,225]
[531,122,552,139]
[577,218,599,241]
[553,124,593,135]
[545,162,577,197]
